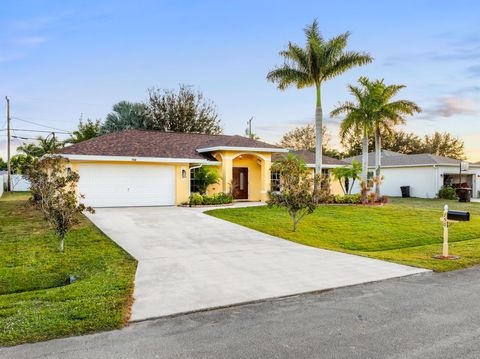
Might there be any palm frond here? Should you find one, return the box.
[266,65,313,90]
[279,42,310,73]
[323,51,373,81]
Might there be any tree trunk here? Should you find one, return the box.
[59,234,64,252]
[361,127,369,181]
[375,128,382,198]
[315,85,323,175]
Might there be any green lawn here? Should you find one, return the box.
[0,192,137,347]
[207,197,480,272]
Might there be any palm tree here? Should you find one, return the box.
[371,82,421,197]
[266,19,372,175]
[17,134,64,158]
[101,101,148,134]
[331,79,374,182]
[331,77,421,195]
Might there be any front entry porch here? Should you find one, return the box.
[218,152,272,202]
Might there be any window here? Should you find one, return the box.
[271,172,281,192]
[367,171,374,180]
[190,168,199,193]
[240,172,244,190]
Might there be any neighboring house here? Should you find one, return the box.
[344,150,480,198]
[59,130,345,207]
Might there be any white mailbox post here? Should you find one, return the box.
[434,204,467,260]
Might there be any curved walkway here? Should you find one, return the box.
[86,204,428,322]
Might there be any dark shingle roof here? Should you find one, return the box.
[344,150,475,167]
[59,129,281,160]
[272,150,347,166]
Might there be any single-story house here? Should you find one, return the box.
[59,130,345,207]
[344,150,480,199]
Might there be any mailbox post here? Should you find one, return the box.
[442,205,450,258]
[434,205,470,260]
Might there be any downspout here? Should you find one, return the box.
[434,165,439,198]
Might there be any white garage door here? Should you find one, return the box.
[77,164,176,207]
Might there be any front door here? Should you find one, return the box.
[232,167,248,200]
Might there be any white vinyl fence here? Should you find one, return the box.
[2,174,31,192]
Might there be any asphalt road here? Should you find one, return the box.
[3,267,480,359]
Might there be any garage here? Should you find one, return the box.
[77,163,176,207]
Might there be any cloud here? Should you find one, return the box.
[421,97,480,119]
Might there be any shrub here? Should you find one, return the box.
[193,167,220,195]
[189,192,204,205]
[188,192,233,206]
[333,194,361,204]
[438,185,456,200]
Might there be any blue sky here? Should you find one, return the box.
[1,0,479,160]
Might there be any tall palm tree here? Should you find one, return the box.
[331,78,375,182]
[266,19,372,175]
[331,77,421,195]
[371,82,421,197]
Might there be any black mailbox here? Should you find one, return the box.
[447,210,470,222]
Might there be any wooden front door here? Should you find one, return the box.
[232,167,248,200]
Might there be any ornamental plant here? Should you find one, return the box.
[24,155,94,252]
[267,154,321,232]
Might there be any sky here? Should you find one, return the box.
[0,0,479,161]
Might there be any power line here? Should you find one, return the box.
[11,128,71,134]
[12,135,37,140]
[12,116,71,133]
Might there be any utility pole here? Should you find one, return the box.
[5,96,11,192]
[247,116,253,138]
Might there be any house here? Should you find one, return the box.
[59,130,345,207]
[344,150,480,198]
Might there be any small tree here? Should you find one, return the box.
[267,154,319,232]
[332,160,362,194]
[24,156,94,252]
[193,166,220,195]
[67,117,102,144]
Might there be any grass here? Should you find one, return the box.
[207,197,480,272]
[0,192,137,347]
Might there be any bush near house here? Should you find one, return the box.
[333,194,362,204]
[188,192,233,206]
[438,185,457,200]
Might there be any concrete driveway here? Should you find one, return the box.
[86,205,428,322]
